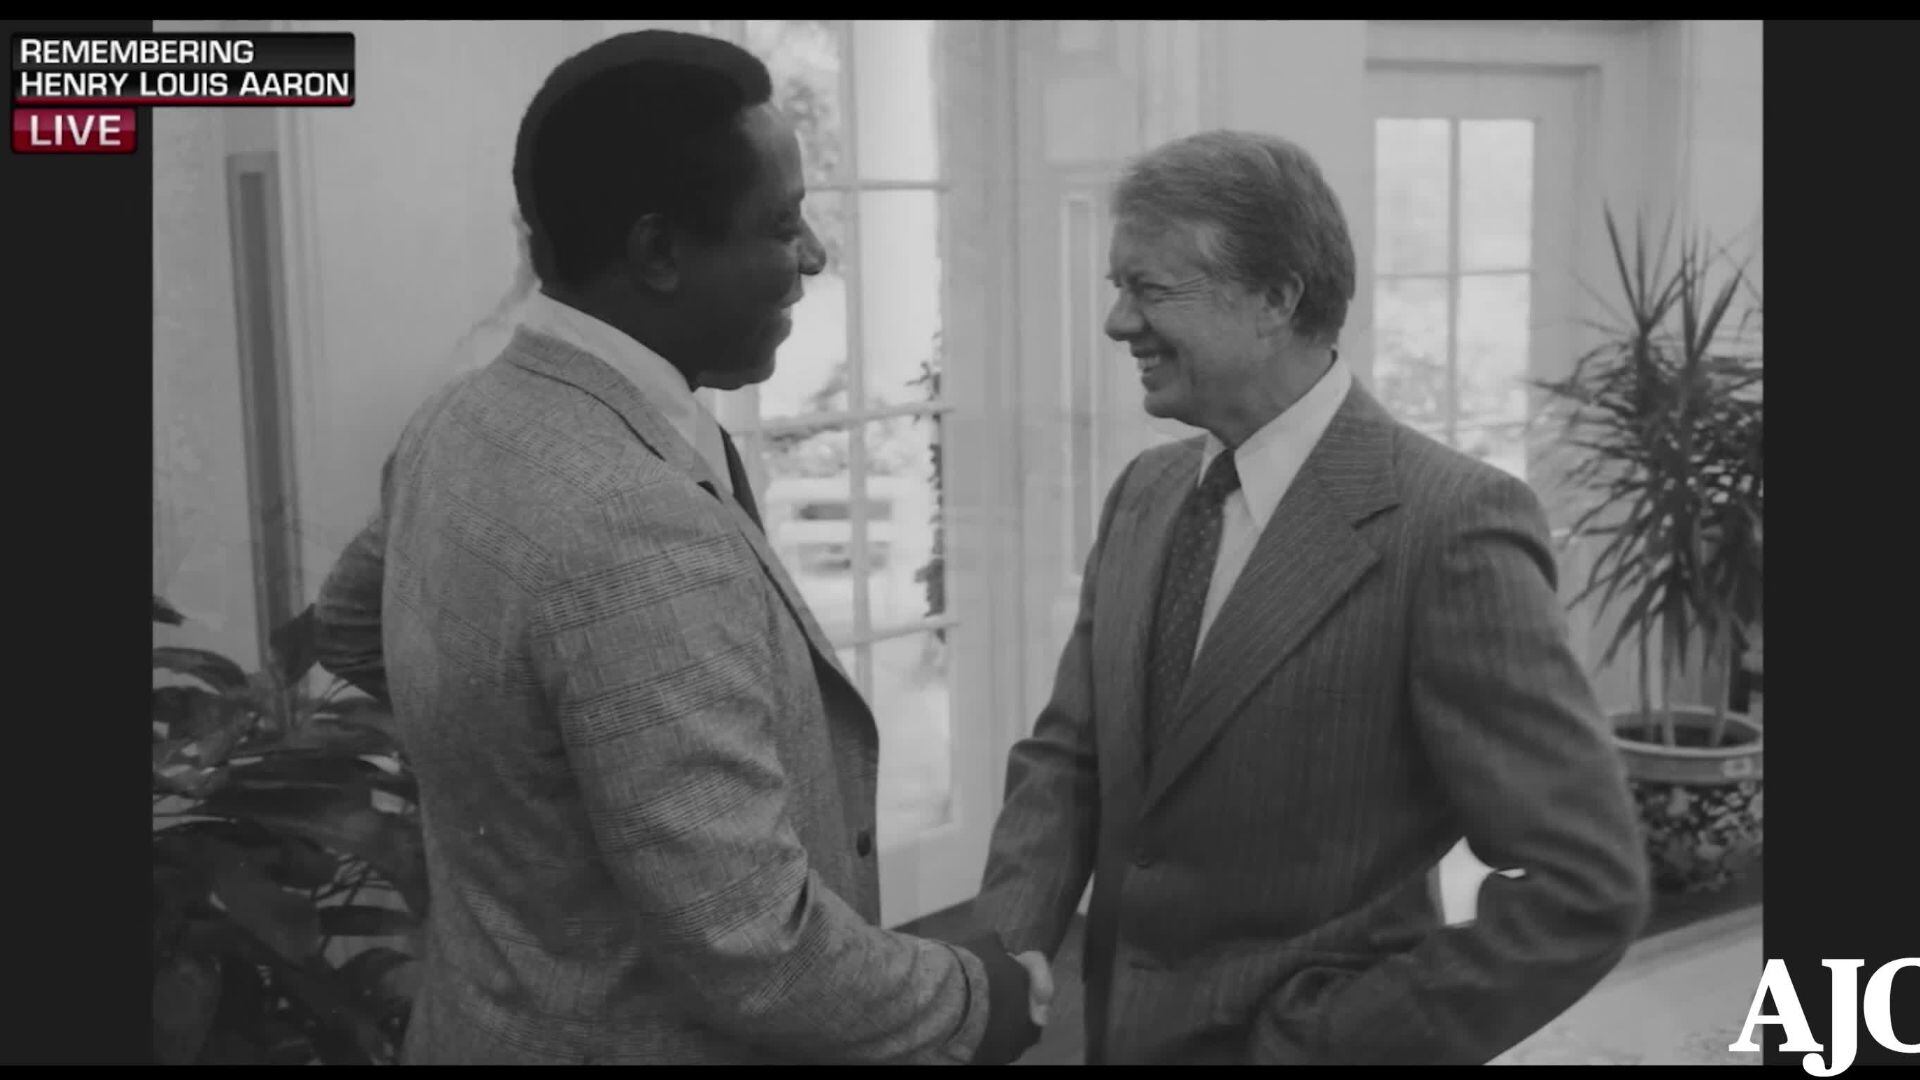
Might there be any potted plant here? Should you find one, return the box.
[1534,210,1763,896]
[153,596,425,1064]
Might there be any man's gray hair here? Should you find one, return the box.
[1113,130,1356,342]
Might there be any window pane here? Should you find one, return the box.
[863,413,943,633]
[1374,276,1451,431]
[761,192,850,422]
[749,20,845,187]
[1457,272,1532,431]
[763,422,860,639]
[1374,118,1451,274]
[1460,120,1534,271]
[873,630,953,845]
[857,190,944,409]
[851,20,939,181]
[836,645,865,697]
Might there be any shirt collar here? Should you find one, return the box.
[1197,353,1354,530]
[517,291,727,487]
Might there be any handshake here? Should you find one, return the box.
[959,932,1057,1064]
[1016,950,1055,1028]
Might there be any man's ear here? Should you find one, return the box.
[625,212,679,293]
[1259,272,1306,337]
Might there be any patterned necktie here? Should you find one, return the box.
[1144,450,1242,767]
[718,426,764,531]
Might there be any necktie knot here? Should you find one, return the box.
[1198,450,1242,505]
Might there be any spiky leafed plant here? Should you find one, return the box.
[1535,209,1763,748]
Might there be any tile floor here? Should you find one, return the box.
[1492,905,1763,1065]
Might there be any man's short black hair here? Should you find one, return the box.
[513,30,775,289]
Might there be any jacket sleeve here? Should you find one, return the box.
[313,455,394,704]
[972,457,1138,959]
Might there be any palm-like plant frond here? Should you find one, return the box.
[1535,207,1763,746]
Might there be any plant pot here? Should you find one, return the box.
[1610,706,1762,897]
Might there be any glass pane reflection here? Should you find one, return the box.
[1374,118,1451,274]
[872,630,952,846]
[1457,272,1532,433]
[1460,120,1534,272]
[1373,276,1451,431]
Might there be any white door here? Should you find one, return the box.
[1366,62,1590,921]
[1366,63,1585,491]
[703,21,1018,927]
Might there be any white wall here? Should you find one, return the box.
[153,20,261,666]
[1681,20,1763,271]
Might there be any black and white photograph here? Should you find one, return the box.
[138,19,1772,1066]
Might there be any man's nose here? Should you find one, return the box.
[1104,290,1143,341]
[798,219,828,276]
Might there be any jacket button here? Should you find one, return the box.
[856,830,874,857]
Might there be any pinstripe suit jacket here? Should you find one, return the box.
[974,383,1651,1065]
[312,329,998,1064]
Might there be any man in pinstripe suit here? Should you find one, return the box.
[973,130,1651,1065]
[311,31,1044,1065]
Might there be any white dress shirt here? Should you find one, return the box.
[517,291,733,496]
[1191,356,1354,659]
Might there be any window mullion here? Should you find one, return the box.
[837,20,873,694]
[1445,118,1462,447]
[842,613,961,649]
[736,399,955,438]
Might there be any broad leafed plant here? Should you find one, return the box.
[152,596,425,1065]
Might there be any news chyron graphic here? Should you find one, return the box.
[11,30,354,154]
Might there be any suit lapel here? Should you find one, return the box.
[1097,448,1202,803]
[505,330,857,691]
[1141,385,1404,815]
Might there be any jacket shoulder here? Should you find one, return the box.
[1114,434,1204,502]
[400,360,689,508]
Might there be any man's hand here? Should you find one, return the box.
[1014,951,1054,1027]
[955,933,1048,1063]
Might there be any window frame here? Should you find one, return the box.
[1371,113,1539,474]
[700,19,958,672]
